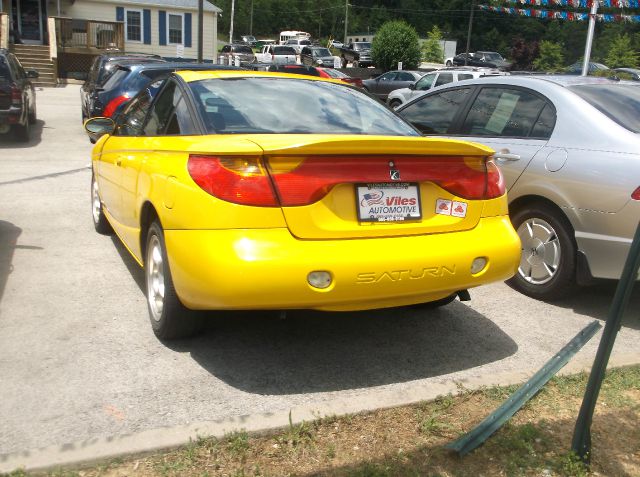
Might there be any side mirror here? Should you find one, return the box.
[84,117,115,141]
[26,69,39,79]
[409,83,415,90]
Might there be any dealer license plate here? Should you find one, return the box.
[356,183,422,223]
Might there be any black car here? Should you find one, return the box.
[361,70,426,101]
[0,49,38,142]
[452,51,511,71]
[300,46,336,67]
[80,53,165,121]
[93,63,240,120]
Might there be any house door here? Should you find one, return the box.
[17,0,43,44]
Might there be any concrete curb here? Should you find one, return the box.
[2,351,640,474]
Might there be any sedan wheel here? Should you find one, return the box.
[145,221,203,340]
[506,204,577,300]
[91,174,112,234]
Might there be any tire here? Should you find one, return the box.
[446,60,453,66]
[91,173,112,235]
[389,99,402,110]
[506,204,577,301]
[145,221,204,340]
[11,119,30,142]
[28,100,37,125]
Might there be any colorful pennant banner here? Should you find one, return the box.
[502,0,640,7]
[479,4,640,20]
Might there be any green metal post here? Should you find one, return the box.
[571,221,640,463]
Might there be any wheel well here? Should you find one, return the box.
[509,195,577,244]
[139,202,160,261]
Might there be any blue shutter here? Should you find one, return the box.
[159,10,167,46]
[143,9,151,44]
[184,13,192,48]
[116,6,124,22]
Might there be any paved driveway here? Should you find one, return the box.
[1,85,639,468]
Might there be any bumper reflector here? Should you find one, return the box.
[307,271,332,289]
[471,257,488,275]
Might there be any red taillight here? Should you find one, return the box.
[343,78,363,88]
[10,85,21,106]
[632,186,640,200]
[187,155,279,207]
[268,155,505,206]
[103,94,129,117]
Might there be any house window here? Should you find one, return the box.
[126,9,142,42]
[168,13,183,45]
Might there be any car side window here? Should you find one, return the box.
[379,72,396,81]
[458,73,473,81]
[415,73,436,91]
[397,72,415,81]
[115,90,153,137]
[165,97,197,135]
[399,87,472,135]
[460,87,550,138]
[530,103,556,139]
[144,81,177,135]
[301,47,310,55]
[434,73,453,87]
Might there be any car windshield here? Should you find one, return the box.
[568,84,640,133]
[354,42,371,50]
[274,47,295,55]
[234,46,253,54]
[300,40,311,45]
[483,53,503,61]
[312,48,332,57]
[189,77,419,135]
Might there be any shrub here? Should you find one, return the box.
[422,26,444,63]
[606,34,639,68]
[371,20,421,71]
[533,40,564,72]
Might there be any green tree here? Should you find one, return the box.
[421,25,444,63]
[606,34,639,68]
[371,20,421,71]
[533,40,564,72]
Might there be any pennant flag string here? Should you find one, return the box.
[500,0,640,8]
[478,4,640,20]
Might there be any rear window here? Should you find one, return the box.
[568,84,640,133]
[274,46,295,55]
[354,42,371,50]
[189,77,419,136]
[101,68,130,90]
[234,46,254,54]
[312,48,332,57]
[0,56,11,80]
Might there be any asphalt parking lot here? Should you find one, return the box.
[1,85,639,469]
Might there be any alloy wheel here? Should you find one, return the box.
[516,218,561,285]
[146,235,165,321]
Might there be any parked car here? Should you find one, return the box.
[451,52,511,71]
[91,63,238,119]
[0,49,38,142]
[239,35,258,47]
[81,53,166,122]
[316,67,363,88]
[85,70,520,339]
[300,46,339,68]
[284,38,312,55]
[254,45,297,65]
[362,70,426,101]
[613,67,640,81]
[397,75,640,300]
[219,44,255,65]
[339,42,373,68]
[565,62,609,75]
[387,67,501,109]
[328,39,343,49]
[255,39,276,48]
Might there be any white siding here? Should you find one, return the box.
[60,0,218,60]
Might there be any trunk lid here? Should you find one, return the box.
[247,135,498,240]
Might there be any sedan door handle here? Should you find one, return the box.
[494,152,521,162]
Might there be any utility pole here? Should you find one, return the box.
[464,0,475,66]
[229,0,235,44]
[344,0,348,45]
[249,0,253,36]
[197,0,203,62]
[581,0,598,76]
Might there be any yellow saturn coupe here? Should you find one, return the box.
[85,70,520,340]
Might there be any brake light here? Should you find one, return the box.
[10,85,21,106]
[103,94,129,117]
[268,155,505,206]
[632,187,640,200]
[187,155,279,206]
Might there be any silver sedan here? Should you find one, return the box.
[397,75,640,300]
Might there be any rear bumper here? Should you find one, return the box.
[165,215,520,311]
[0,107,24,126]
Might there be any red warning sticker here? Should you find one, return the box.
[435,199,452,215]
[452,201,468,218]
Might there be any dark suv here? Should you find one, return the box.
[80,53,165,121]
[0,49,38,142]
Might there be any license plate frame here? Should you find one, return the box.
[355,182,422,223]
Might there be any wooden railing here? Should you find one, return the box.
[52,17,124,51]
[0,12,8,50]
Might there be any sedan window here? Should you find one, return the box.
[115,90,153,136]
[397,72,416,81]
[568,84,640,133]
[399,87,472,134]
[414,74,436,91]
[434,73,453,87]
[460,87,550,137]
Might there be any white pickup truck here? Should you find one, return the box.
[254,45,298,65]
